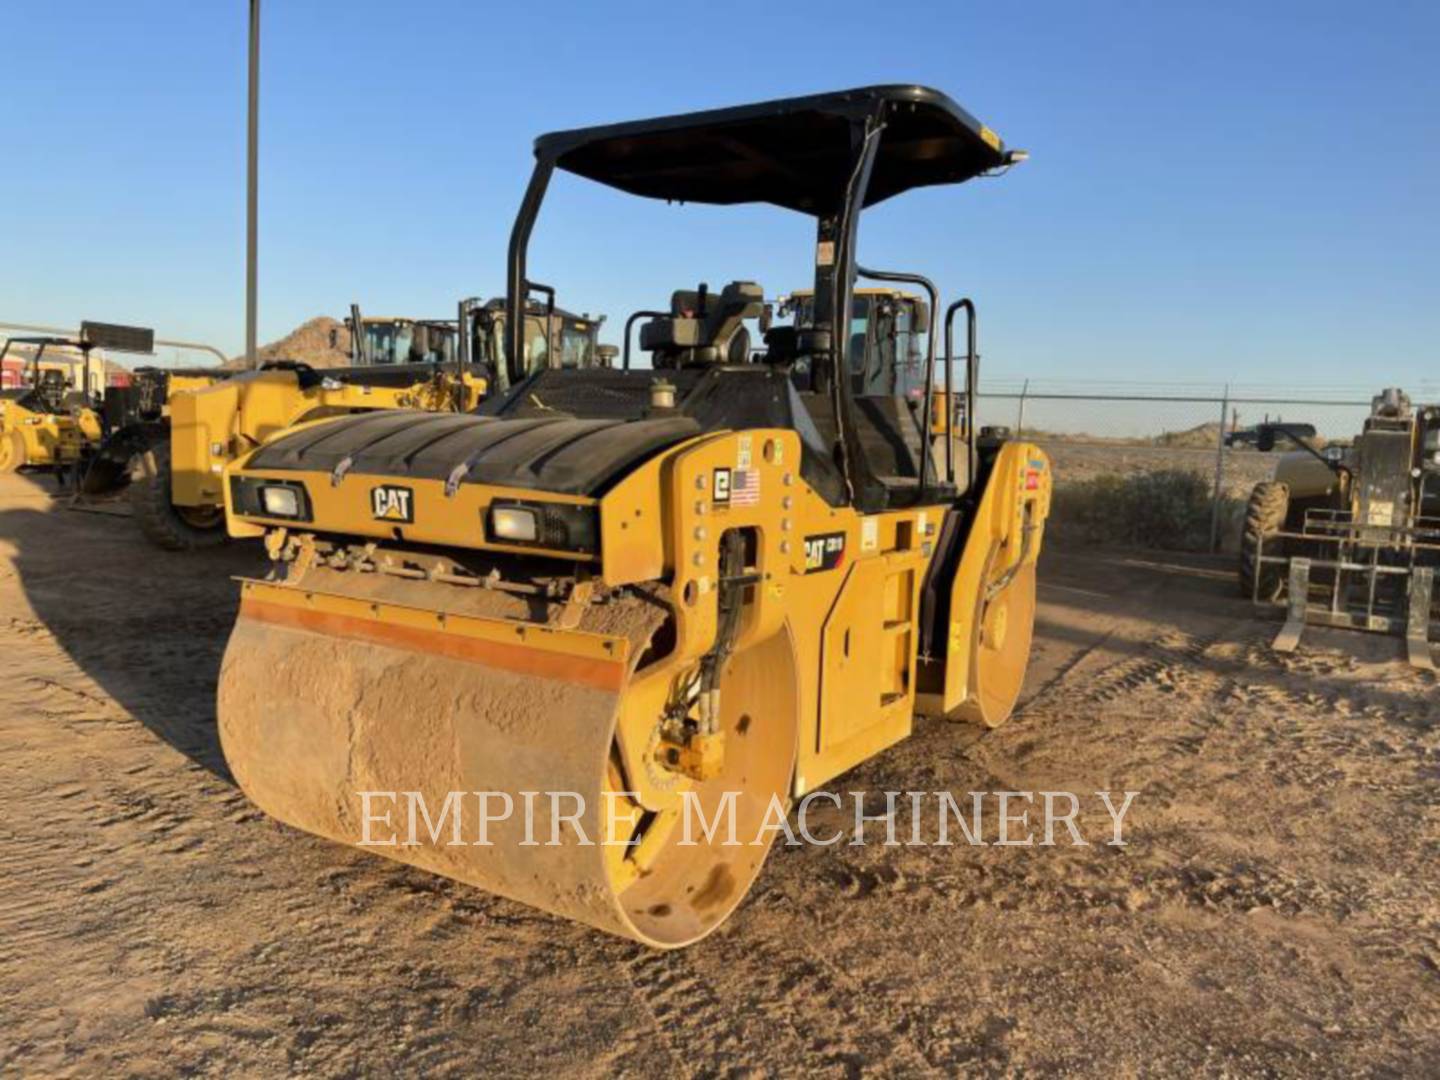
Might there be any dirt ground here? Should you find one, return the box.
[1,470,1436,1077]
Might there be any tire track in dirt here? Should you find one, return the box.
[1012,615,1436,946]
[1070,624,1237,705]
[615,887,945,1077]
[619,947,767,1077]
[749,930,943,1077]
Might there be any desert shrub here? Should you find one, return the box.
[1048,469,1233,551]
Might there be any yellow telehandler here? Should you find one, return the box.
[83,298,608,550]
[216,85,1050,947]
[1241,389,1439,667]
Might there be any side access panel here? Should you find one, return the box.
[812,535,926,786]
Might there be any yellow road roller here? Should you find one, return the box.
[0,335,109,477]
[217,85,1052,947]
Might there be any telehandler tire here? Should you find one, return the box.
[130,443,227,551]
[1240,481,1288,602]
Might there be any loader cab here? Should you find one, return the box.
[555,312,605,368]
[345,316,458,367]
[469,298,606,377]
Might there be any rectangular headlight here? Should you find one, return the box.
[261,485,301,518]
[230,476,312,522]
[487,500,598,554]
[490,506,538,542]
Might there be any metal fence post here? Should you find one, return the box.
[1209,383,1230,552]
[1016,378,1029,434]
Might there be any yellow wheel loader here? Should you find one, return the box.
[216,86,1051,947]
[1241,389,1439,667]
[0,361,102,476]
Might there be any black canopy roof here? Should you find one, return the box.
[536,85,1009,216]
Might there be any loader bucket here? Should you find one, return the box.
[217,570,796,947]
[77,452,133,496]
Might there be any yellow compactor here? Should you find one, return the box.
[217,86,1051,947]
[0,335,110,476]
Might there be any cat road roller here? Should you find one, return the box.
[217,86,1052,947]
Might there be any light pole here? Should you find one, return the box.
[245,0,260,369]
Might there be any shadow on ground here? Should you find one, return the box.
[0,476,268,779]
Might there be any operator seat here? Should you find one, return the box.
[36,369,68,413]
[640,281,764,368]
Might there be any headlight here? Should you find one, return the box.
[230,476,311,522]
[261,486,301,518]
[487,500,598,554]
[490,505,538,542]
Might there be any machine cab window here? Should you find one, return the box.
[786,289,929,399]
[347,317,458,367]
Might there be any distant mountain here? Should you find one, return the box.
[224,316,352,370]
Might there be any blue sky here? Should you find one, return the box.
[2,1,1436,390]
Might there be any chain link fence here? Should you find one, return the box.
[973,379,1440,552]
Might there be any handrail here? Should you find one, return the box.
[944,298,977,490]
[621,310,668,370]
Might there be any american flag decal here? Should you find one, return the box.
[730,469,760,506]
